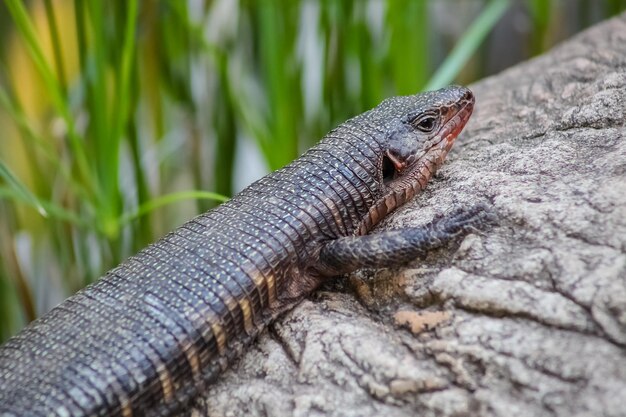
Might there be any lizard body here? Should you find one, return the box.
[0,86,477,416]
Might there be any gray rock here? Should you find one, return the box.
[195,13,626,417]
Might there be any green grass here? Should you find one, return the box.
[0,0,624,342]
[425,0,510,91]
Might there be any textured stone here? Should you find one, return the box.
[196,13,626,417]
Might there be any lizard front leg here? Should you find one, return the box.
[317,205,494,276]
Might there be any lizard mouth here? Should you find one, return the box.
[356,100,474,236]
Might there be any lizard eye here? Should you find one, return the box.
[412,115,437,133]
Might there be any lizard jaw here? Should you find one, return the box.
[356,99,474,236]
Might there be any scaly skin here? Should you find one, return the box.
[0,86,476,417]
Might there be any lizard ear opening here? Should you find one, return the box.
[382,155,395,185]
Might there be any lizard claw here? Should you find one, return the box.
[434,203,498,236]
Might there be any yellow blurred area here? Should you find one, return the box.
[8,0,78,118]
[2,0,79,230]
[3,0,78,185]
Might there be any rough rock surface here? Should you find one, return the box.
[195,14,626,417]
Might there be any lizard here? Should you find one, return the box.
[0,85,483,417]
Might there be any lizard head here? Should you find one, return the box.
[356,85,474,235]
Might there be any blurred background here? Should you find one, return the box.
[0,0,624,342]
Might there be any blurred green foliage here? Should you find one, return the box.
[0,0,624,341]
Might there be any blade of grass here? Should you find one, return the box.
[112,0,139,173]
[353,6,385,109]
[387,0,429,95]
[424,0,511,91]
[83,0,111,207]
[0,161,47,217]
[0,204,30,341]
[213,71,238,198]
[0,231,36,330]
[105,0,138,236]
[43,0,67,94]
[4,242,36,324]
[319,0,352,125]
[529,0,552,55]
[0,269,19,342]
[256,2,301,169]
[0,186,88,227]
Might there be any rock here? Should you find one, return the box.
[194,13,626,417]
